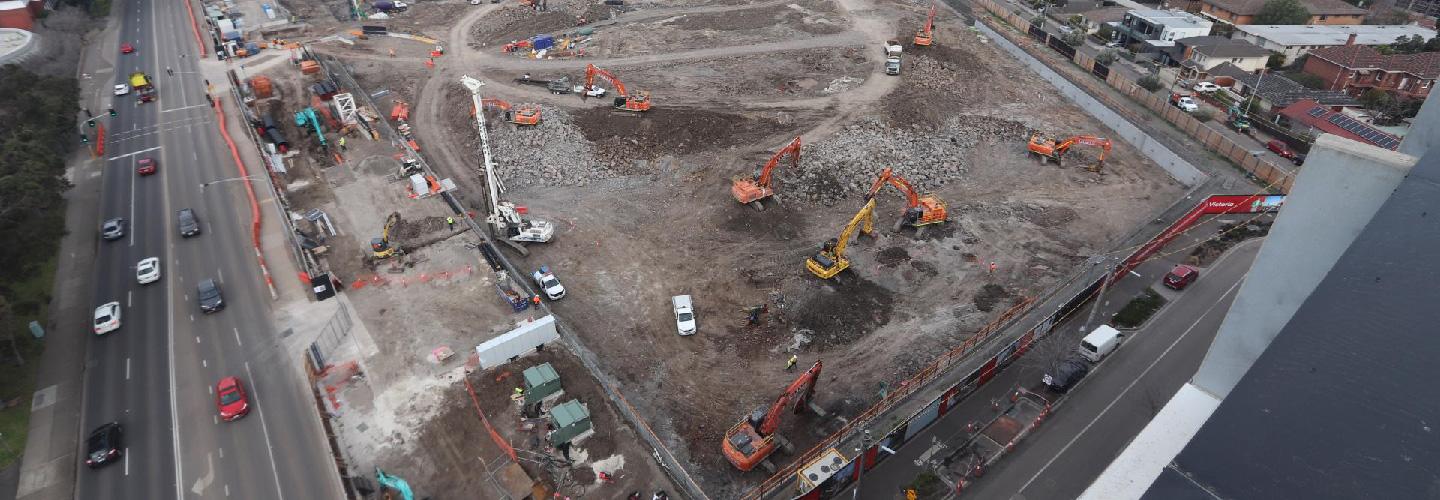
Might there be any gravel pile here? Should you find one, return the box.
[484,105,614,188]
[467,0,612,48]
[781,115,1033,206]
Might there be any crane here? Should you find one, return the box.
[583,64,651,112]
[732,136,801,210]
[1026,133,1112,172]
[722,360,823,472]
[371,211,402,259]
[866,167,948,236]
[806,199,876,279]
[472,98,542,126]
[459,75,555,249]
[914,1,936,47]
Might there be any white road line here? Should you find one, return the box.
[233,327,242,347]
[1016,276,1247,494]
[195,335,200,344]
[225,484,230,497]
[124,448,130,476]
[219,447,223,458]
[218,268,224,285]
[161,104,207,113]
[128,158,136,247]
[208,384,213,395]
[127,290,132,307]
[163,100,185,500]
[245,362,289,500]
[213,415,218,425]
[105,146,161,161]
[126,358,131,380]
[202,359,207,368]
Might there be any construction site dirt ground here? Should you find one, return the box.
[261,0,1189,497]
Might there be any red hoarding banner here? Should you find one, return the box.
[96,124,106,156]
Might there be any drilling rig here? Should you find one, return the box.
[460,75,555,254]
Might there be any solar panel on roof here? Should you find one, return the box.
[1308,107,1327,117]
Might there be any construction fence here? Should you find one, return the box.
[973,0,1295,192]
[770,193,1282,499]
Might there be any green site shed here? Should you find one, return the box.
[549,400,592,446]
[523,363,562,404]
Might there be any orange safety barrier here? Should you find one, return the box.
[211,99,276,297]
[463,375,517,462]
[180,0,207,57]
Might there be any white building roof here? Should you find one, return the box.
[1128,9,1213,31]
[1078,383,1222,500]
[0,0,29,11]
[1235,24,1438,47]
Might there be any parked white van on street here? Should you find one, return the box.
[1078,325,1123,362]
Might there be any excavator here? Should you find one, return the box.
[722,360,824,472]
[732,136,801,210]
[914,1,936,47]
[1026,133,1112,172]
[806,199,875,279]
[371,211,402,259]
[472,98,542,126]
[867,167,948,236]
[583,64,651,112]
[294,107,327,147]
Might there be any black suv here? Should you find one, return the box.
[85,422,123,468]
[177,208,201,237]
[197,278,224,313]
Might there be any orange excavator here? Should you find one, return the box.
[867,167,948,236]
[471,98,541,126]
[732,137,801,210]
[914,1,936,47]
[1027,133,1112,171]
[583,64,651,112]
[722,360,823,472]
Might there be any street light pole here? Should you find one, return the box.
[199,175,263,192]
[852,429,873,500]
[1081,255,1120,333]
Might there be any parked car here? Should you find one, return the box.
[177,208,201,237]
[1266,140,1296,159]
[672,295,696,336]
[1193,81,1221,93]
[1291,153,1306,166]
[215,377,250,421]
[93,302,121,335]
[1170,93,1198,112]
[84,422,123,468]
[136,257,161,285]
[101,217,125,241]
[1043,355,1092,393]
[1077,325,1123,363]
[532,266,566,300]
[136,157,157,176]
[197,278,224,313]
[1163,264,1199,290]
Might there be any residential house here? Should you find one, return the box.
[1107,9,1214,50]
[0,0,43,32]
[1163,36,1273,77]
[1277,99,1403,150]
[1302,41,1440,99]
[1231,24,1439,64]
[1209,62,1359,109]
[1198,0,1366,26]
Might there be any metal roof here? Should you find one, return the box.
[1233,24,1437,48]
[550,400,590,427]
[1144,149,1440,500]
[522,362,560,387]
[1127,9,1214,30]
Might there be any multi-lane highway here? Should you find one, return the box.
[76,0,339,498]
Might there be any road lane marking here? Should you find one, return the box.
[219,447,223,458]
[127,290,132,307]
[126,358,131,380]
[190,453,214,495]
[105,146,161,161]
[208,384,212,395]
[195,335,200,344]
[233,327,242,347]
[245,362,289,500]
[225,484,230,497]
[124,448,129,476]
[202,359,207,368]
[164,138,185,500]
[129,157,136,247]
[213,415,218,425]
[1016,276,1247,495]
[161,104,207,113]
[218,268,224,284]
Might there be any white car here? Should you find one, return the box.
[672,295,696,336]
[113,84,131,96]
[136,257,161,285]
[93,302,121,335]
[1173,96,1199,112]
[1193,82,1221,93]
[531,266,565,300]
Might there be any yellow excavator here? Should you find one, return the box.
[806,199,876,279]
[371,212,402,259]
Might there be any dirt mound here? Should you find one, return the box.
[469,0,614,47]
[972,283,1013,312]
[876,246,911,266]
[719,204,805,242]
[392,216,449,241]
[572,106,792,160]
[785,278,895,350]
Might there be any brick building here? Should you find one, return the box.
[1303,38,1440,99]
[0,0,42,32]
[1198,0,1367,26]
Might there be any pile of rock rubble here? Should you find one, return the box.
[483,105,617,188]
[779,116,1034,205]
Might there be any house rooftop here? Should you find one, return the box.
[1233,24,1437,47]
[1309,44,1440,78]
[1209,63,1359,107]
[1202,0,1367,17]
[1128,9,1214,30]
[1177,36,1272,58]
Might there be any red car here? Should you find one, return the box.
[136,157,157,176]
[1163,264,1199,290]
[1266,140,1296,159]
[215,377,250,421]
[120,43,135,54]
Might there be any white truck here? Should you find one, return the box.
[885,56,902,76]
[531,266,566,300]
[883,40,903,57]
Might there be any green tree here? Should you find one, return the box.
[1267,53,1288,69]
[0,65,77,282]
[1137,74,1163,91]
[1364,8,1411,24]
[1254,0,1311,25]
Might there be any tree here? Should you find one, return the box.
[1096,49,1121,65]
[1254,0,1312,25]
[1137,74,1162,91]
[1365,8,1412,25]
[1267,53,1288,69]
[1360,89,1424,125]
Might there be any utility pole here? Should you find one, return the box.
[852,429,873,500]
[1081,255,1119,333]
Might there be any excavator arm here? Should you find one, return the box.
[756,137,801,188]
[828,201,875,270]
[1049,135,1112,171]
[757,361,822,435]
[584,64,628,97]
[732,137,802,206]
[866,168,948,229]
[915,2,937,46]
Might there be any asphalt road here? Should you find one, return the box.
[840,235,1262,499]
[74,0,338,498]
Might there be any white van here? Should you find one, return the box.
[1077,325,1123,362]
